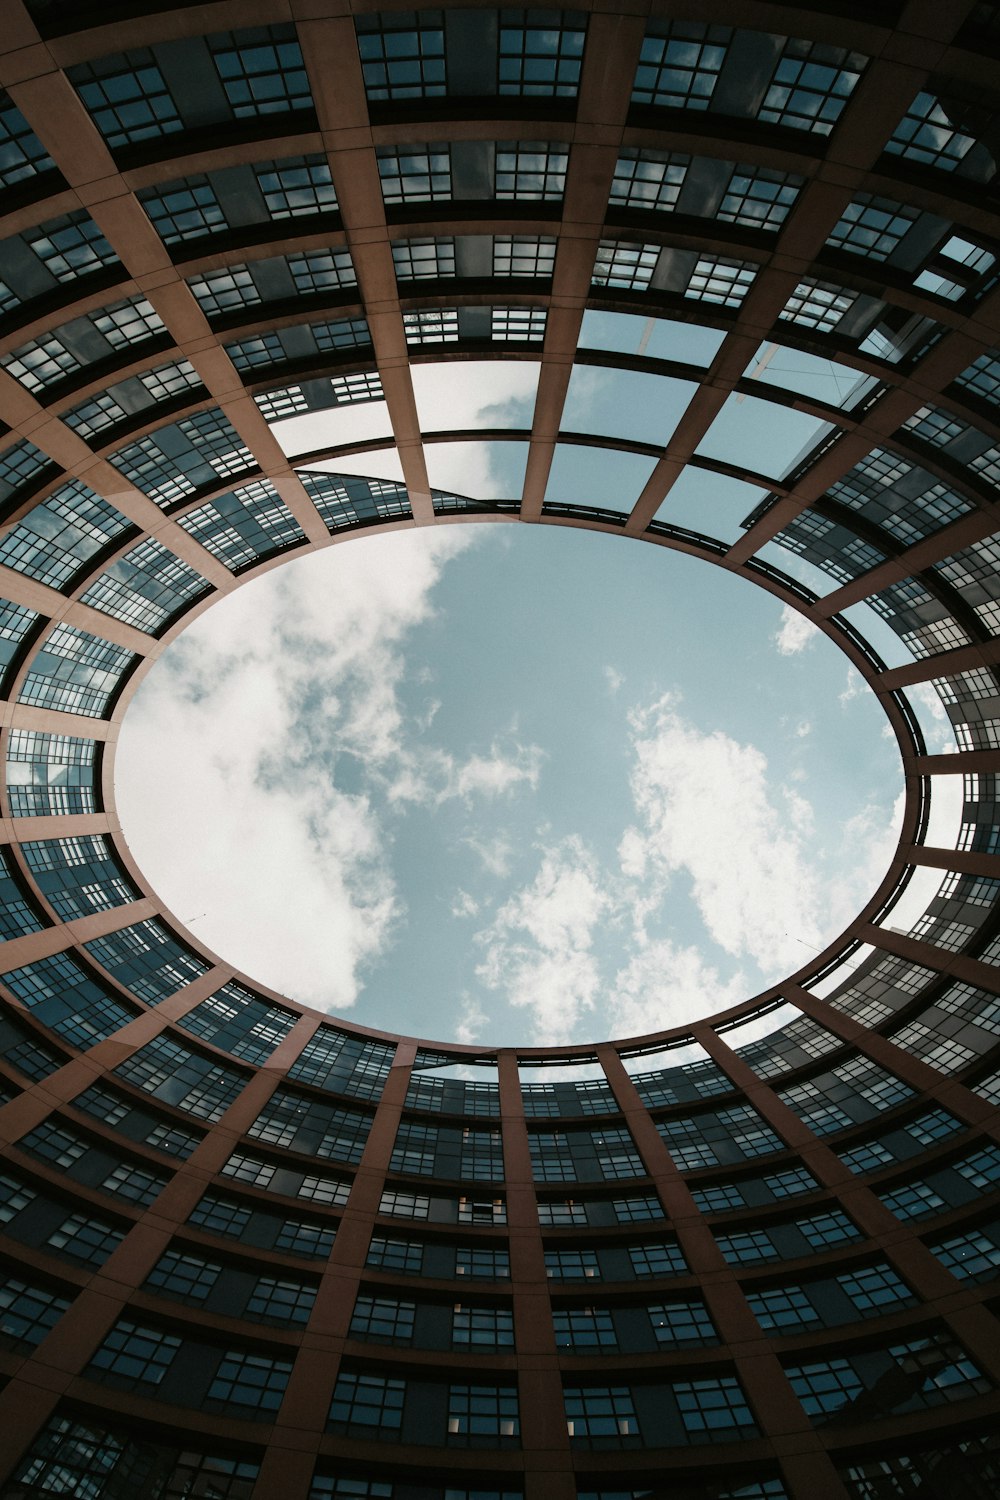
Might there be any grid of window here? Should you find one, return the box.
[23,210,119,282]
[2,949,134,1048]
[69,51,183,149]
[757,40,864,135]
[545,1249,600,1280]
[565,1385,638,1439]
[366,1236,424,1274]
[491,307,548,342]
[404,309,460,345]
[0,440,55,508]
[177,482,306,571]
[356,14,446,101]
[496,141,568,199]
[138,176,225,244]
[929,1226,1000,1280]
[47,1212,125,1266]
[113,1034,245,1122]
[300,472,412,532]
[208,26,313,118]
[146,1249,222,1303]
[289,249,357,295]
[453,1303,515,1348]
[610,148,689,210]
[83,918,209,1003]
[494,235,556,278]
[780,278,861,333]
[0,848,43,938]
[0,481,132,590]
[887,92,980,172]
[393,237,456,281]
[207,1349,293,1414]
[0,1276,70,1348]
[718,166,803,230]
[649,1300,717,1346]
[457,1246,511,1278]
[179,981,297,1065]
[378,145,451,204]
[629,1240,688,1276]
[19,835,135,923]
[675,1377,757,1436]
[592,240,659,292]
[110,410,256,510]
[100,1161,167,1207]
[828,194,920,260]
[499,13,585,97]
[0,89,55,187]
[89,1320,181,1386]
[248,1088,373,1162]
[632,23,729,110]
[350,1295,416,1344]
[553,1307,616,1350]
[248,1276,317,1326]
[257,154,337,217]
[329,1371,405,1432]
[686,255,757,307]
[81,537,207,634]
[746,1286,821,1333]
[447,1384,519,1440]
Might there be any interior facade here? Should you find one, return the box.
[0,1,999,1496]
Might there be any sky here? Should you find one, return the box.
[115,325,958,1049]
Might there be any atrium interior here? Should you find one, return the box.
[0,2,998,1498]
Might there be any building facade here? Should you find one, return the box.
[0,1,998,1497]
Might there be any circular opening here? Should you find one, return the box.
[115,522,904,1046]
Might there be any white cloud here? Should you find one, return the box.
[774,605,817,656]
[451,890,480,920]
[604,665,624,695]
[474,836,609,1045]
[608,938,748,1039]
[117,528,477,1012]
[455,994,489,1046]
[618,693,900,981]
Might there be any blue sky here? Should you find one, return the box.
[115,335,957,1047]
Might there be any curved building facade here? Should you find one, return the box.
[0,2,998,1497]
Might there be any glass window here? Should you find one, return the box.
[887,91,981,172]
[0,88,55,186]
[207,1349,293,1413]
[747,1285,821,1333]
[453,1303,515,1348]
[70,51,182,149]
[674,1376,757,1436]
[496,141,567,199]
[350,1295,416,1344]
[447,1383,520,1441]
[256,153,337,217]
[0,480,131,590]
[545,1249,600,1280]
[0,1276,71,1349]
[756,39,863,135]
[367,1235,423,1274]
[648,1300,717,1346]
[328,1370,405,1432]
[632,23,729,110]
[208,26,313,117]
[138,176,225,244]
[146,1249,222,1303]
[592,240,659,291]
[553,1307,616,1349]
[628,1240,687,1276]
[88,1320,181,1386]
[24,210,118,281]
[611,148,689,210]
[498,11,585,97]
[456,1245,511,1279]
[248,1276,317,1326]
[356,13,446,101]
[565,1385,638,1440]
[718,165,803,230]
[379,145,451,204]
